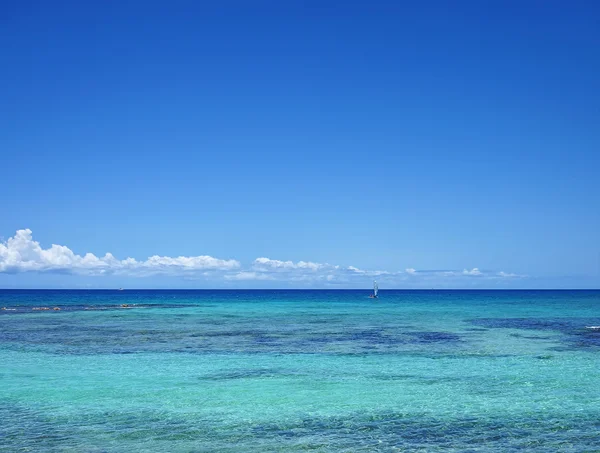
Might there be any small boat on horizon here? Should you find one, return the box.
[368,281,378,299]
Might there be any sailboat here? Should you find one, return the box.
[368,280,378,299]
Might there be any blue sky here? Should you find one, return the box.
[1,1,599,288]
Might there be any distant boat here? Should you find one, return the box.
[118,288,124,291]
[368,280,378,299]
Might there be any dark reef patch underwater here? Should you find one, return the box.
[470,317,600,351]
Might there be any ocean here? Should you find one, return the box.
[1,290,599,452]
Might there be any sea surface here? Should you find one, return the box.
[1,290,599,452]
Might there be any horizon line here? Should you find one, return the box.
[1,288,598,291]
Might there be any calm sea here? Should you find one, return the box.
[1,290,599,452]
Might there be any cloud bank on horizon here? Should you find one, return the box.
[0,229,526,285]
[0,229,240,276]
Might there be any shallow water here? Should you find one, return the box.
[1,290,599,451]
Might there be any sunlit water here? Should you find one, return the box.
[1,290,599,452]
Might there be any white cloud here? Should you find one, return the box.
[346,265,391,277]
[250,257,338,283]
[253,257,295,270]
[253,257,325,271]
[399,268,527,280]
[250,259,391,283]
[0,229,240,275]
[462,268,482,276]
[497,271,525,278]
[296,261,324,271]
[224,271,274,281]
[0,229,528,285]
[347,265,364,274]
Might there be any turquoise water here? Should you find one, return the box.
[1,290,599,452]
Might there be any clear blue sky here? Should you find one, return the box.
[1,1,599,288]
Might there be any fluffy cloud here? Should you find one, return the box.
[347,265,363,273]
[253,257,295,270]
[346,265,391,277]
[0,229,527,285]
[462,268,482,276]
[0,229,240,275]
[249,259,393,283]
[497,271,524,278]
[253,257,326,271]
[250,257,340,283]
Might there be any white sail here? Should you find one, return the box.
[373,281,378,297]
